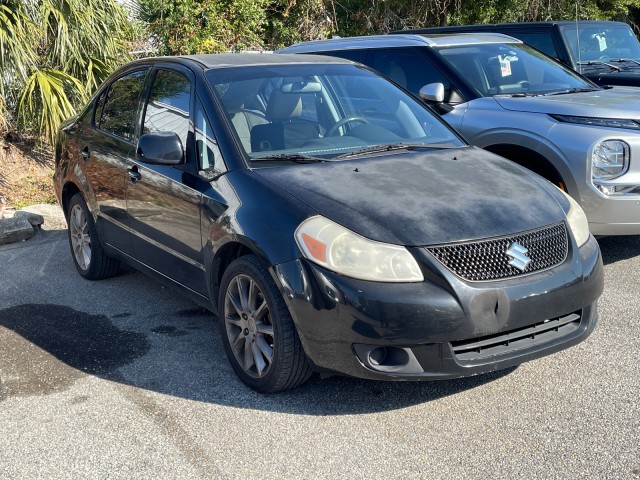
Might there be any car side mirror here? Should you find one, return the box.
[419,83,445,104]
[137,132,184,165]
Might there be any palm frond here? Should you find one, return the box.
[18,68,85,145]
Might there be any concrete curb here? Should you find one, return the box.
[0,204,66,246]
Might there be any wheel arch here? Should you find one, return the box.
[208,239,262,311]
[483,143,575,193]
[61,182,82,219]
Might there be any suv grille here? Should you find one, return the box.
[427,223,568,281]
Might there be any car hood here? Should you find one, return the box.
[255,147,566,246]
[493,87,640,118]
[586,71,640,87]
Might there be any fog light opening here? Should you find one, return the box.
[353,344,424,374]
[368,346,410,367]
[368,347,387,366]
[597,184,616,196]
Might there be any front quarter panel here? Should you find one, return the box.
[201,169,315,289]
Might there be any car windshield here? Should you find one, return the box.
[435,42,598,96]
[204,63,464,162]
[561,23,640,69]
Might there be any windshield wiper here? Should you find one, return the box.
[252,153,326,163]
[577,60,622,72]
[544,87,600,96]
[509,92,542,97]
[607,58,640,68]
[335,142,454,159]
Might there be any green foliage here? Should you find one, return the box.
[19,69,85,142]
[264,0,334,48]
[139,0,269,54]
[1,0,134,145]
[329,0,640,35]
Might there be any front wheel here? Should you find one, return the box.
[218,255,312,392]
[67,193,120,280]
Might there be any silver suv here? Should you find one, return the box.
[280,33,640,235]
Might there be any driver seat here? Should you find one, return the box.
[250,90,320,152]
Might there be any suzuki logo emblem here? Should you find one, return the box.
[506,242,531,272]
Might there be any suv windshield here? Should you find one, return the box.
[205,63,464,162]
[561,23,640,69]
[435,42,597,96]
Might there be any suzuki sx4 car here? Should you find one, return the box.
[55,54,603,392]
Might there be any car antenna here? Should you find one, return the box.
[576,1,582,74]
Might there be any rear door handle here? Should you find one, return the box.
[81,146,90,161]
[127,167,141,184]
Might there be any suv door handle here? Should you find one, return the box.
[127,166,142,184]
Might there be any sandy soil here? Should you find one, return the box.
[0,136,56,210]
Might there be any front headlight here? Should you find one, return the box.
[551,114,640,130]
[559,190,590,247]
[592,140,629,180]
[295,216,424,282]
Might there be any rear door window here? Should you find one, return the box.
[508,31,559,59]
[97,70,147,141]
[367,47,450,96]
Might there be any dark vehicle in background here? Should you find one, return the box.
[395,21,640,87]
[55,53,603,392]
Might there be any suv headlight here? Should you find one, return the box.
[592,140,629,180]
[559,190,590,247]
[295,216,424,282]
[551,114,640,130]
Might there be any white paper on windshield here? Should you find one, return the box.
[596,34,607,52]
[499,57,512,77]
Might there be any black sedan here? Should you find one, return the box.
[54,54,603,392]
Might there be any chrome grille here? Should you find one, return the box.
[427,223,568,281]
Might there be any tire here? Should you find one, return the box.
[67,193,120,280]
[218,255,312,392]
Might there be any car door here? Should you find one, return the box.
[125,65,209,295]
[83,68,148,254]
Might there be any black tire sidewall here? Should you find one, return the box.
[67,193,101,279]
[218,255,291,392]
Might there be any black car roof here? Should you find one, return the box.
[279,33,521,54]
[394,20,630,33]
[126,53,355,70]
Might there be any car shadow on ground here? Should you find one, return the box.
[597,235,640,265]
[0,297,516,414]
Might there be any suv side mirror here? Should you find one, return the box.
[419,83,445,104]
[137,132,184,165]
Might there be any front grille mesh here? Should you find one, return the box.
[427,223,568,281]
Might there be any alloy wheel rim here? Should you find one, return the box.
[224,274,274,378]
[70,204,91,270]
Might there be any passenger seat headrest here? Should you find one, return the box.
[266,90,303,122]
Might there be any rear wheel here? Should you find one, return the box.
[67,193,120,280]
[218,255,312,392]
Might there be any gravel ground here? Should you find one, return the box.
[0,231,638,479]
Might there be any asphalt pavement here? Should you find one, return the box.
[0,229,638,479]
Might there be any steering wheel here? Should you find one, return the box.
[326,116,370,137]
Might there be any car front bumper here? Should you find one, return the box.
[273,235,603,381]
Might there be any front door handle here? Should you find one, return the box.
[127,167,142,184]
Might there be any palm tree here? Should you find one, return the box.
[1,0,134,145]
